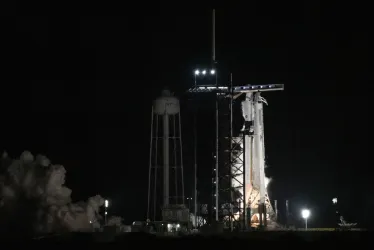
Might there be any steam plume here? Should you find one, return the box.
[0,151,105,236]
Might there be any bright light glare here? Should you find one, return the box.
[105,199,109,208]
[105,211,107,215]
[265,177,270,188]
[332,198,337,204]
[210,69,215,75]
[194,70,200,75]
[202,70,206,75]
[301,209,310,219]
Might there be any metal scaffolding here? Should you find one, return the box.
[187,83,284,231]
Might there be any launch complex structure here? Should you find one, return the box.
[147,10,284,232]
[189,77,283,230]
[189,10,284,231]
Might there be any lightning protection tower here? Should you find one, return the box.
[147,89,189,225]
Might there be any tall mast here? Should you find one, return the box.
[212,9,216,64]
[213,9,219,222]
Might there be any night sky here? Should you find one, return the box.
[2,5,371,227]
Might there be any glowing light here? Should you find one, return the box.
[194,70,200,75]
[301,209,310,230]
[105,199,109,208]
[301,209,310,219]
[202,70,206,75]
[332,198,337,204]
[210,69,215,74]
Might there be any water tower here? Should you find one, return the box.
[147,89,188,224]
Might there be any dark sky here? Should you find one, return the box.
[2,5,371,226]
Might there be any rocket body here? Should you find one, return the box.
[239,92,271,225]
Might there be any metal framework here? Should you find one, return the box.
[187,8,284,231]
[187,83,284,231]
[147,97,186,222]
[188,84,284,93]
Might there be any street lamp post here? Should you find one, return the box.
[104,199,109,225]
[301,209,310,230]
[332,197,339,227]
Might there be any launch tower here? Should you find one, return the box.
[188,10,284,231]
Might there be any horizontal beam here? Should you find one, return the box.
[188,84,284,93]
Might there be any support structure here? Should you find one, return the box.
[285,199,290,228]
[147,90,188,224]
[193,112,198,228]
[213,9,219,223]
[188,84,284,230]
[188,9,284,231]
[274,200,278,223]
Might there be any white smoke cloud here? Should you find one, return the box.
[0,151,107,235]
[107,216,123,227]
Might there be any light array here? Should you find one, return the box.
[194,69,215,76]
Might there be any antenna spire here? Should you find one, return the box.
[212,9,216,64]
